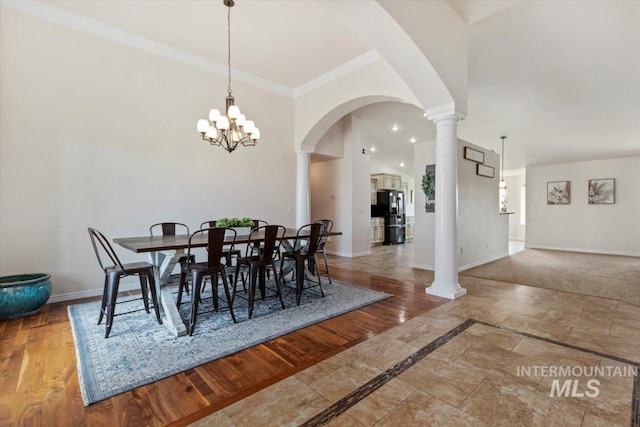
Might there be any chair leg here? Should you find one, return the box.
[189,271,203,336]
[272,261,285,310]
[146,271,162,324]
[212,272,219,311]
[105,273,120,338]
[220,270,237,324]
[139,275,150,313]
[314,254,325,297]
[248,263,258,319]
[177,271,187,308]
[322,249,332,284]
[231,264,241,306]
[98,275,108,325]
[295,257,304,306]
[259,266,267,300]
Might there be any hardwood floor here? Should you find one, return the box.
[0,267,446,427]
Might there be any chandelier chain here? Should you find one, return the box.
[227,5,232,95]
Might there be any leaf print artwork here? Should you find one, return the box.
[588,179,615,204]
[547,181,570,205]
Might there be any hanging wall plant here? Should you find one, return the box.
[423,165,436,213]
[422,172,435,197]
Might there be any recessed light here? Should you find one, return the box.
[422,111,428,118]
[390,124,399,132]
[400,162,405,167]
[409,137,416,143]
[370,147,376,152]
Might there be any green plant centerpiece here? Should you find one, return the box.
[216,217,254,227]
[421,172,435,197]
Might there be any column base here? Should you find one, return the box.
[425,283,467,300]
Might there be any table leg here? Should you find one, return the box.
[149,250,188,337]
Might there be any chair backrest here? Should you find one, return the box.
[200,220,217,230]
[150,222,190,237]
[251,219,269,230]
[295,222,325,256]
[188,227,235,267]
[246,225,285,262]
[315,219,333,249]
[316,219,334,233]
[88,227,125,272]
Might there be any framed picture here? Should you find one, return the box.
[588,178,615,204]
[464,146,485,163]
[547,181,570,205]
[476,164,494,178]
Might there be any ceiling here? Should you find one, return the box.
[27,1,640,172]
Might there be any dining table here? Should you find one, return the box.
[113,227,341,336]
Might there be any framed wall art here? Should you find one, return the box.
[588,178,615,204]
[476,163,494,178]
[464,146,484,163]
[547,181,570,205]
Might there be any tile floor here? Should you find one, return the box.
[190,244,639,427]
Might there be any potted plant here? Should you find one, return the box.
[216,217,254,237]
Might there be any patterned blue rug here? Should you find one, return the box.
[68,280,391,406]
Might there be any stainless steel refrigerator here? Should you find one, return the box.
[375,190,406,245]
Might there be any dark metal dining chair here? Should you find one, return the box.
[232,225,286,319]
[150,222,195,288]
[314,219,334,284]
[88,227,162,338]
[249,219,269,256]
[177,227,237,335]
[279,222,326,305]
[200,220,241,266]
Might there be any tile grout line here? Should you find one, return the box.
[300,319,476,427]
[300,318,640,427]
[632,373,640,427]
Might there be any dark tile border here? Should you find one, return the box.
[301,318,640,427]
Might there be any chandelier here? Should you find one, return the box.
[499,136,508,213]
[196,0,260,153]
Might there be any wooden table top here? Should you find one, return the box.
[114,228,341,253]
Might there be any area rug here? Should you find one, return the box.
[461,248,640,306]
[68,280,391,406]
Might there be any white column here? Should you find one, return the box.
[425,113,467,299]
[296,147,312,228]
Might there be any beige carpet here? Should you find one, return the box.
[461,248,640,306]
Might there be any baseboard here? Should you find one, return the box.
[459,252,509,272]
[525,244,640,258]
[325,250,371,258]
[412,263,434,271]
[48,282,142,304]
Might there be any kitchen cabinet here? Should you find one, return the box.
[371,179,377,204]
[370,217,385,245]
[371,173,402,190]
[406,216,415,241]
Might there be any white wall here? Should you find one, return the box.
[505,172,526,241]
[310,116,371,257]
[413,139,509,271]
[295,58,420,149]
[0,8,296,300]
[370,158,416,216]
[526,157,640,256]
[457,141,509,269]
[413,141,437,269]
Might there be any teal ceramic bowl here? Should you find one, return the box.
[0,274,52,320]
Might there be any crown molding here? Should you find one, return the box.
[294,50,382,98]
[1,0,295,97]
